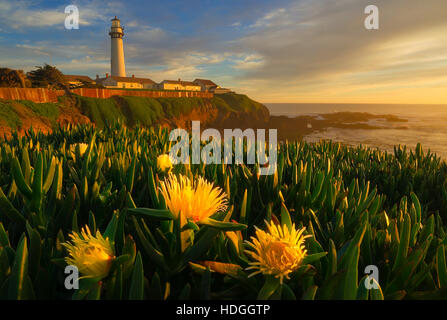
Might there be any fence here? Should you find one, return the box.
[0,88,64,103]
[0,87,213,103]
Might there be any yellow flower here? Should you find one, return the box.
[63,226,115,280]
[244,220,311,284]
[157,154,173,172]
[159,173,228,223]
[70,143,89,157]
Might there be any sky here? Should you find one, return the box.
[0,0,446,104]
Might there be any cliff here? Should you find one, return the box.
[0,93,270,137]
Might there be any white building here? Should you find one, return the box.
[193,79,218,92]
[193,78,233,94]
[157,80,201,91]
[96,74,156,89]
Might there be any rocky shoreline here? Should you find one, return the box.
[207,111,409,141]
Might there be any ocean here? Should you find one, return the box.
[265,103,447,159]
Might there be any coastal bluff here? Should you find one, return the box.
[0,89,406,142]
[0,92,269,138]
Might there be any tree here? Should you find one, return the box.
[0,68,30,88]
[27,64,69,92]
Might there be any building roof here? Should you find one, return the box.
[193,79,217,86]
[161,80,199,86]
[97,76,156,84]
[64,75,95,83]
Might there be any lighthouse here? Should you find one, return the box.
[109,16,126,77]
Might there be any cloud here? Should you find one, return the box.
[126,51,229,82]
[14,42,101,59]
[250,8,287,28]
[0,0,123,29]
[56,55,109,75]
[231,54,264,70]
[16,44,51,56]
[227,0,447,103]
[0,1,64,28]
[1,0,446,103]
[0,40,109,78]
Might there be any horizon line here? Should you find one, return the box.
[261,102,447,106]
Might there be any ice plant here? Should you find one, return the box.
[226,231,242,254]
[63,226,115,280]
[158,173,228,223]
[245,220,311,284]
[70,143,89,157]
[157,154,173,172]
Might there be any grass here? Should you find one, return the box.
[118,96,164,126]
[0,93,268,137]
[76,96,125,128]
[157,97,208,118]
[0,100,21,129]
[0,99,60,130]
[18,100,60,120]
[212,93,266,114]
[74,93,267,129]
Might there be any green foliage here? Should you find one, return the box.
[0,101,21,129]
[0,123,446,300]
[26,64,68,90]
[74,93,267,129]
[18,100,60,120]
[0,99,61,130]
[0,68,30,88]
[212,93,266,114]
[157,97,207,118]
[77,96,125,129]
[119,96,164,127]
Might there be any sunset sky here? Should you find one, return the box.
[0,0,446,104]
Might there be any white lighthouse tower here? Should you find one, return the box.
[109,16,126,77]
